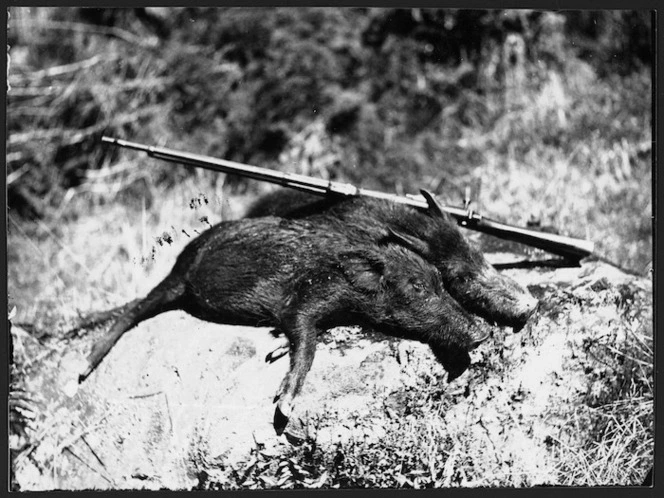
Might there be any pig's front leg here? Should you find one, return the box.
[272,314,320,435]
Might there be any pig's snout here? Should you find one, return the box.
[452,261,539,332]
[511,294,539,332]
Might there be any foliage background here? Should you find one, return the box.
[7,7,652,271]
[7,7,653,490]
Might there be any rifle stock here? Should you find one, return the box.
[101,136,595,262]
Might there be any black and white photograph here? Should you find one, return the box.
[6,6,654,490]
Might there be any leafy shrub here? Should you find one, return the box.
[7,7,652,269]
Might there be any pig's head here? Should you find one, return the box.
[339,244,489,381]
[387,190,539,331]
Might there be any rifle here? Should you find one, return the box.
[101,136,595,263]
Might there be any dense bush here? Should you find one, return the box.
[7,7,651,215]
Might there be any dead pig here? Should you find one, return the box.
[78,217,488,434]
[246,188,539,330]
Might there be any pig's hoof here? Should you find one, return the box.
[265,346,289,364]
[273,405,290,436]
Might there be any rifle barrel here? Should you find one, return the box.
[101,136,595,262]
[102,136,335,193]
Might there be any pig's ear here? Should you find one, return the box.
[420,189,453,222]
[387,227,431,258]
[339,250,385,293]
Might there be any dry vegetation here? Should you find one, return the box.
[7,7,653,490]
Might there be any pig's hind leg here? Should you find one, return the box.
[65,298,142,339]
[78,276,186,383]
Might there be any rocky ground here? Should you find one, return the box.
[9,239,653,490]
